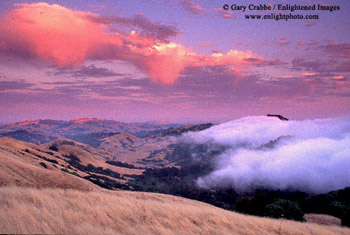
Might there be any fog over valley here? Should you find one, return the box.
[180,116,350,193]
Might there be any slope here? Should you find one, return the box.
[0,186,349,235]
[0,137,142,190]
[0,137,96,191]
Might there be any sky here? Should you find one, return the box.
[0,0,349,123]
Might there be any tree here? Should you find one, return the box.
[264,204,284,218]
[265,199,304,221]
[342,212,350,227]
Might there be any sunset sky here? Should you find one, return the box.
[0,0,349,123]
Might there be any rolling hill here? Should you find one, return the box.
[0,119,215,169]
[0,118,182,144]
[0,137,97,191]
[0,137,143,190]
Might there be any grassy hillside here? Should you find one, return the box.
[0,137,141,190]
[0,137,97,190]
[1,186,349,235]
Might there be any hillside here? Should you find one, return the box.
[1,186,349,235]
[0,137,142,190]
[94,123,215,168]
[0,137,97,191]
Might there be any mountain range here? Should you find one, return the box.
[0,118,182,144]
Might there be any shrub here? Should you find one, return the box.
[49,144,58,152]
[236,192,271,216]
[271,199,304,221]
[329,201,347,218]
[39,162,48,169]
[264,204,284,218]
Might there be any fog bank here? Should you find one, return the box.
[182,116,350,194]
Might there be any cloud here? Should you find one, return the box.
[178,0,205,15]
[0,80,33,91]
[290,53,349,87]
[249,59,287,67]
[278,39,289,45]
[297,41,305,46]
[199,50,263,70]
[235,42,250,46]
[333,75,344,80]
[321,43,350,59]
[214,8,235,19]
[182,116,350,194]
[198,42,213,47]
[51,64,124,78]
[86,14,180,41]
[337,61,350,72]
[292,58,322,71]
[0,2,109,68]
[0,2,262,84]
[301,72,316,77]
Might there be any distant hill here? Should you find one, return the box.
[0,122,217,188]
[0,119,215,169]
[0,118,182,144]
[95,123,215,168]
[148,123,214,138]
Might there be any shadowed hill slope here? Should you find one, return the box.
[0,137,141,190]
[1,186,349,235]
[0,137,97,191]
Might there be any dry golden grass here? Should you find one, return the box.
[0,137,143,188]
[0,137,97,190]
[305,213,342,226]
[98,133,176,168]
[1,186,349,235]
[50,141,144,176]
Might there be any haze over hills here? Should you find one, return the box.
[0,119,214,169]
[0,118,183,144]
[0,121,216,189]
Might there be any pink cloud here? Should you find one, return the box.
[200,50,262,68]
[301,72,316,77]
[278,39,289,45]
[333,75,344,80]
[297,41,305,46]
[0,2,262,84]
[235,42,250,46]
[214,8,235,19]
[198,42,213,47]
[0,2,109,68]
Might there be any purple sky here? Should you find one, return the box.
[0,0,349,123]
